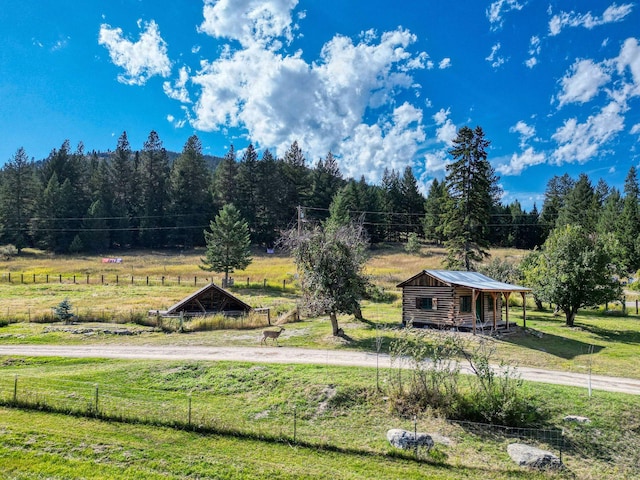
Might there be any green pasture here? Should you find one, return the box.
[0,357,639,478]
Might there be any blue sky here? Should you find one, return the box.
[1,0,639,209]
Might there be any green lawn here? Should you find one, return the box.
[1,357,639,479]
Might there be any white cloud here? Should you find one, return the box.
[557,59,611,107]
[433,108,457,145]
[526,36,540,69]
[188,23,429,178]
[438,57,452,69]
[616,37,640,97]
[549,3,634,36]
[198,0,299,47]
[486,0,525,30]
[166,114,175,122]
[497,147,546,175]
[510,120,535,147]
[631,123,640,135]
[551,101,626,164]
[99,20,171,85]
[486,43,506,68]
[163,66,191,103]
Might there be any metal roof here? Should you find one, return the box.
[424,270,530,292]
[397,270,531,292]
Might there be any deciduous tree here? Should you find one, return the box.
[522,224,623,326]
[284,222,369,336]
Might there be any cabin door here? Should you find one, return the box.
[476,295,483,321]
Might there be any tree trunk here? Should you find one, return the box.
[565,308,576,327]
[353,304,363,320]
[533,296,544,311]
[330,312,340,336]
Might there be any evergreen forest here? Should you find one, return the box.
[1,130,639,274]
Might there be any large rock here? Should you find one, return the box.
[563,415,591,424]
[507,443,563,470]
[386,429,434,451]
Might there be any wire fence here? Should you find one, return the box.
[0,374,570,461]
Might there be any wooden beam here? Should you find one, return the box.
[472,289,480,335]
[504,292,511,330]
[195,299,206,313]
[490,292,498,330]
[521,292,527,329]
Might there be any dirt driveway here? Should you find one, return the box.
[1,344,640,395]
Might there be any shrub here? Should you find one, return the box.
[388,329,548,427]
[0,244,18,260]
[404,233,421,255]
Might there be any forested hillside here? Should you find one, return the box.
[1,129,639,275]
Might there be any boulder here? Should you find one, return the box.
[507,443,563,470]
[386,429,434,451]
[563,415,591,424]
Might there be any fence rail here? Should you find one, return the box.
[1,272,294,290]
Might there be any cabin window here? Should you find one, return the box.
[416,297,436,310]
[460,295,472,313]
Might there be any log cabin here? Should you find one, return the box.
[397,270,530,333]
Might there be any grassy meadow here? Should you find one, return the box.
[1,245,640,478]
[1,357,640,479]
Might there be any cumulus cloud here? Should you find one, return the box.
[616,37,640,97]
[557,59,611,107]
[198,0,300,47]
[551,101,626,164]
[486,0,525,30]
[497,148,546,175]
[510,121,535,146]
[631,123,640,135]
[99,20,171,85]
[163,66,192,103]
[433,108,457,145]
[549,3,634,36]
[188,19,429,178]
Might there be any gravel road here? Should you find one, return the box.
[1,344,639,395]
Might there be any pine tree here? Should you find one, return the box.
[381,168,403,241]
[82,199,110,252]
[556,173,596,230]
[540,174,574,237]
[441,126,500,270]
[138,131,170,248]
[253,149,283,246]
[621,166,640,272]
[170,135,213,248]
[212,145,238,209]
[110,132,138,248]
[200,204,252,286]
[0,147,38,251]
[308,151,344,222]
[235,143,259,234]
[399,166,425,239]
[423,178,446,245]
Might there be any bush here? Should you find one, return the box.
[388,329,549,427]
[0,244,18,260]
[404,233,421,255]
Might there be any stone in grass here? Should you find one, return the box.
[507,443,563,471]
[386,429,434,451]
[563,415,591,424]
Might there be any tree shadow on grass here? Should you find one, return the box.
[500,330,605,360]
[572,323,640,346]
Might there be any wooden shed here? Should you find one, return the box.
[397,270,530,333]
[150,282,252,318]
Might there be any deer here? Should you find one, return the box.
[261,326,285,346]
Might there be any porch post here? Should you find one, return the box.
[504,292,511,329]
[490,292,498,330]
[472,289,477,335]
[521,292,527,328]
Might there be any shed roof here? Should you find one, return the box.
[397,270,531,292]
[163,282,252,315]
